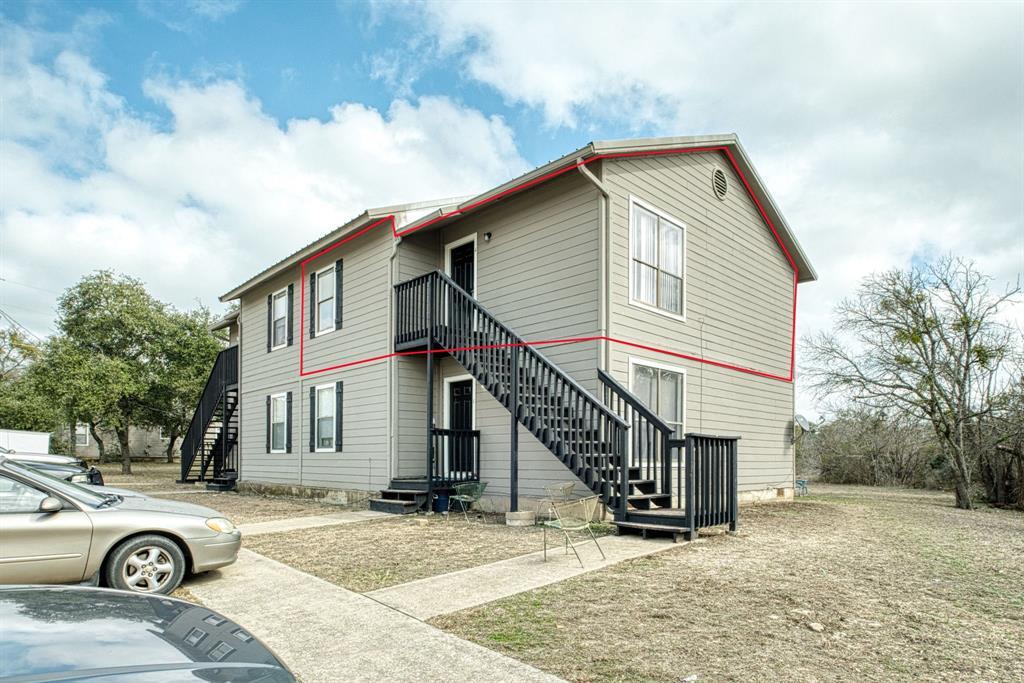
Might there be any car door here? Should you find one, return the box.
[0,474,93,584]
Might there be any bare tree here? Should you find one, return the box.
[804,257,1020,509]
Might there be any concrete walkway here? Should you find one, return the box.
[238,509,388,537]
[185,550,563,683]
[367,533,677,620]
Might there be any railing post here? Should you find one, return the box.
[509,345,519,513]
[729,438,739,533]
[425,275,435,508]
[618,425,629,519]
[684,435,696,541]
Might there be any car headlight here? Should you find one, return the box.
[206,517,237,534]
[69,473,90,483]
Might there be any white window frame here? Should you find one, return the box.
[444,233,478,298]
[74,423,89,447]
[314,265,336,337]
[627,195,687,322]
[269,392,288,454]
[313,383,336,452]
[627,357,687,437]
[270,287,288,351]
[158,427,169,442]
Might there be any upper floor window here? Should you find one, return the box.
[271,288,288,350]
[316,267,335,334]
[310,260,342,338]
[630,359,685,437]
[630,198,685,319]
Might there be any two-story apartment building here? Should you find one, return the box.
[180,134,816,537]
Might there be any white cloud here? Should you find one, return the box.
[0,22,527,340]
[399,0,1024,417]
[138,0,245,33]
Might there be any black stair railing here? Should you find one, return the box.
[598,369,676,504]
[180,345,238,482]
[396,270,631,515]
[431,428,480,485]
[681,434,739,532]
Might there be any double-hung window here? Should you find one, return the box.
[315,385,335,451]
[74,424,89,447]
[630,360,685,437]
[630,199,685,318]
[308,381,343,453]
[271,289,288,349]
[316,267,335,335]
[269,393,287,453]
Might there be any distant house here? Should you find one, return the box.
[180,134,817,535]
[66,424,179,461]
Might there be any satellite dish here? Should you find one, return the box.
[794,414,811,432]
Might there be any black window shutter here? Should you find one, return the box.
[308,386,316,451]
[335,381,343,452]
[266,295,272,353]
[265,395,271,453]
[286,283,294,346]
[309,272,316,339]
[285,392,293,453]
[334,260,343,329]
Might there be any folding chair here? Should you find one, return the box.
[541,481,577,520]
[541,495,606,568]
[448,481,488,522]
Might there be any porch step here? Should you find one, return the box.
[368,498,422,515]
[624,508,689,526]
[614,520,692,542]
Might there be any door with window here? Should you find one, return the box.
[447,379,474,475]
[446,238,477,338]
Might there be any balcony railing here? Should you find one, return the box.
[431,428,481,485]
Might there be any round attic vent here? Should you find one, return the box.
[712,168,728,200]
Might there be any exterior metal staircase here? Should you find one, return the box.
[390,270,739,539]
[180,346,240,491]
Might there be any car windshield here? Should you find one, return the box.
[4,460,109,508]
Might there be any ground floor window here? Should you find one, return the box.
[315,384,335,451]
[630,359,685,437]
[74,423,89,447]
[269,394,287,453]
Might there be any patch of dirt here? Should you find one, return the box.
[430,485,1024,682]
[102,462,193,491]
[151,491,346,524]
[245,514,551,592]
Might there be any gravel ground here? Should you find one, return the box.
[431,485,1024,683]
[245,513,556,593]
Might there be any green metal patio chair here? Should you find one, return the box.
[541,481,577,520]
[542,495,606,568]
[448,481,488,522]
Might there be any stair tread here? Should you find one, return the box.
[369,498,420,506]
[627,507,687,516]
[380,489,430,495]
[614,521,691,532]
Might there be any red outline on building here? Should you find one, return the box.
[299,146,800,383]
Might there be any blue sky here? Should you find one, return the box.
[1,1,1021,417]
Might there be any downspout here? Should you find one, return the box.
[577,158,612,372]
[386,230,402,484]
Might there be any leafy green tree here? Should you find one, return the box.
[50,271,167,473]
[805,256,1020,509]
[0,330,60,433]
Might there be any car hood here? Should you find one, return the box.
[0,586,293,682]
[100,492,223,519]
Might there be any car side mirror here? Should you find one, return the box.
[38,497,63,514]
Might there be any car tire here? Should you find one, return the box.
[105,535,186,595]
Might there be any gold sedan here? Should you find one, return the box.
[0,456,240,594]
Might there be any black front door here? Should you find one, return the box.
[448,379,473,472]
[449,241,475,296]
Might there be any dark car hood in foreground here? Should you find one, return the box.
[0,586,294,682]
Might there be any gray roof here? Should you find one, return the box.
[221,133,815,301]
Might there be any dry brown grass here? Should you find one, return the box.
[103,461,193,491]
[431,485,1024,683]
[245,513,549,592]
[152,491,346,524]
